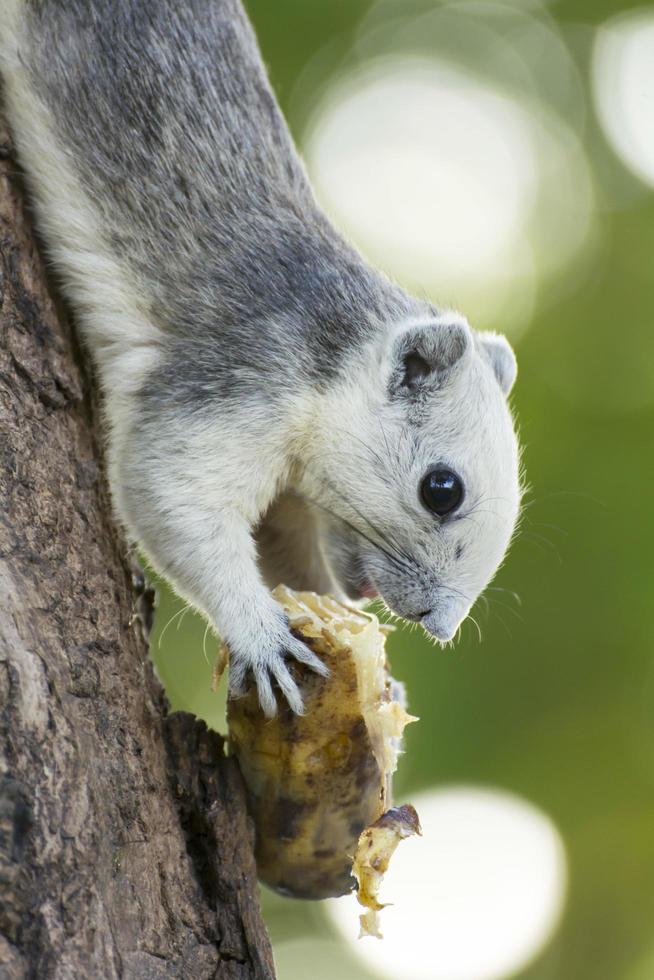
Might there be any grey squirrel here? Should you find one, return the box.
[0,0,522,715]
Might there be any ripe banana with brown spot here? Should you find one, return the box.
[227,586,418,907]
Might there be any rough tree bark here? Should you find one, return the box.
[0,108,276,980]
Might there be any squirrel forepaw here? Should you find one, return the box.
[228,627,328,717]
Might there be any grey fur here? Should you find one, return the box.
[23,0,427,395]
[2,0,522,715]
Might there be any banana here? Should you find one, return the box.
[227,586,418,910]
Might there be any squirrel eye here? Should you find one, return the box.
[420,468,464,517]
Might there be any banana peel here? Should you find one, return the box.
[353,803,422,938]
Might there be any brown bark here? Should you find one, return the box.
[0,114,275,980]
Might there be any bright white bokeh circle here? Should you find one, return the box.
[593,11,654,188]
[302,56,595,333]
[304,60,537,289]
[326,786,567,980]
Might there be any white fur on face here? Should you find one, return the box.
[300,312,521,642]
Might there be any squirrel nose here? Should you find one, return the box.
[421,606,466,642]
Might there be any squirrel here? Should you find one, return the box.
[0,0,522,716]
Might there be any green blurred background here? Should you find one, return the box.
[151,2,654,978]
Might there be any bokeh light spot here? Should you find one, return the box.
[307,62,536,278]
[303,54,594,335]
[326,786,567,980]
[304,60,536,325]
[593,11,654,189]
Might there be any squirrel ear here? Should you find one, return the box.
[391,317,472,394]
[477,332,517,396]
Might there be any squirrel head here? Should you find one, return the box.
[302,310,522,641]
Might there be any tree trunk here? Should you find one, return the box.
[0,112,276,980]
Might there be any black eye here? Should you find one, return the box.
[420,468,464,517]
